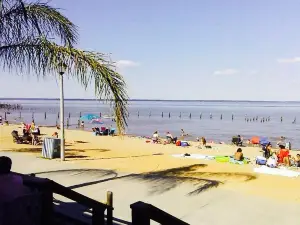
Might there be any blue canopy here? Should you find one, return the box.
[260,137,269,146]
[80,114,100,121]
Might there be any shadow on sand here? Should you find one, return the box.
[33,164,256,197]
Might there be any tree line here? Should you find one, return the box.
[0,103,22,110]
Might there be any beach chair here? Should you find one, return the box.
[11,130,23,144]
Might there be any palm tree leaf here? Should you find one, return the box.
[0,0,78,46]
[0,37,128,133]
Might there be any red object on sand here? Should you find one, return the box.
[176,140,181,146]
[251,136,260,144]
[146,140,151,143]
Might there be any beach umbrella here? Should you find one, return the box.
[90,118,104,124]
[80,114,100,121]
[260,137,269,146]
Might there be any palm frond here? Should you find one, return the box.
[0,0,78,46]
[0,38,128,133]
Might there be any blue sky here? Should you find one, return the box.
[2,0,300,100]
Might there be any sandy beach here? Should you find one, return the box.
[1,124,300,203]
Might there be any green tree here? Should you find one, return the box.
[0,0,128,132]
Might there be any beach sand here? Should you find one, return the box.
[1,124,300,203]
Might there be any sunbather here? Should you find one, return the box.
[234,148,244,161]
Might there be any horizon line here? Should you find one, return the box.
[0,98,299,103]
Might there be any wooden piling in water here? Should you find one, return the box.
[149,111,151,117]
[66,118,69,128]
[44,112,47,120]
[179,112,181,118]
[169,112,171,118]
[57,112,59,119]
[32,112,34,120]
[137,111,139,117]
[220,114,222,120]
[4,112,7,120]
[68,112,71,119]
[200,113,202,119]
[162,112,164,118]
[79,112,82,118]
[19,111,21,119]
[189,113,191,119]
[100,112,102,118]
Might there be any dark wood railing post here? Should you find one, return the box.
[106,191,113,225]
[92,206,105,225]
[131,201,150,225]
[41,188,54,225]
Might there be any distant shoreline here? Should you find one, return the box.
[0,98,299,103]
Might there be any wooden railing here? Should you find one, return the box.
[130,201,190,225]
[19,173,113,225]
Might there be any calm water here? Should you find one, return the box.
[1,99,300,147]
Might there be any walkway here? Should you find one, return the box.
[3,152,300,225]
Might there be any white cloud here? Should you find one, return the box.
[116,60,139,68]
[213,69,239,75]
[277,57,300,63]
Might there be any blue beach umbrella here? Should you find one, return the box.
[80,114,100,121]
[260,137,269,146]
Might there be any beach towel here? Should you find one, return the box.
[229,157,249,165]
[253,166,300,177]
[215,156,230,163]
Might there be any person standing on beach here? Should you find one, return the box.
[80,121,85,129]
[181,129,187,137]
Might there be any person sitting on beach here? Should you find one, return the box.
[0,156,29,203]
[30,120,35,131]
[292,154,300,167]
[236,135,243,146]
[31,125,40,136]
[152,131,160,143]
[234,148,244,161]
[262,142,272,159]
[166,132,177,144]
[277,145,290,166]
[52,132,58,138]
[92,127,101,136]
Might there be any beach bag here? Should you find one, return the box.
[256,156,267,165]
[176,140,181,146]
